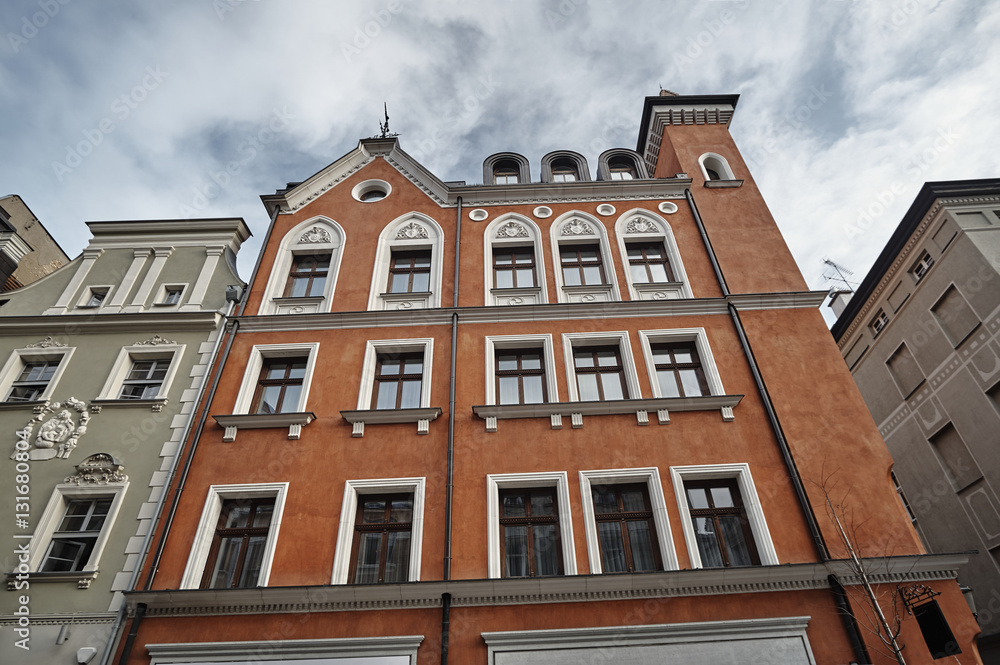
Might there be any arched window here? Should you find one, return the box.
[484,153,531,185]
[550,158,579,182]
[483,214,547,306]
[494,161,520,185]
[698,153,737,183]
[368,213,445,310]
[550,211,620,303]
[260,217,345,315]
[541,151,590,183]
[597,149,648,181]
[614,209,691,300]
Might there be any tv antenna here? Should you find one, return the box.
[822,258,857,291]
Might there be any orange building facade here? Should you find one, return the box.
[114,94,980,664]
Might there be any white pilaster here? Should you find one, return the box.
[45,248,104,314]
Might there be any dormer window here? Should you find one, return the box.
[597,149,648,181]
[608,156,637,180]
[542,151,590,184]
[550,159,578,183]
[493,161,520,185]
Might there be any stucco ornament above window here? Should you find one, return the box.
[12,397,92,460]
[63,453,128,485]
[396,222,429,240]
[496,222,529,238]
[626,216,659,234]
[299,227,332,244]
[561,220,595,236]
[25,336,66,348]
[134,335,176,346]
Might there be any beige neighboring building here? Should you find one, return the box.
[0,195,70,290]
[832,178,1000,662]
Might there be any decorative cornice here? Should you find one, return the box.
[0,311,223,335]
[234,291,829,333]
[0,612,115,626]
[123,553,969,617]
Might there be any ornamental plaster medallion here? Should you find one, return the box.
[11,398,92,461]
[298,227,332,244]
[561,219,594,236]
[64,453,127,485]
[396,222,428,240]
[26,336,66,348]
[626,217,659,234]
[135,335,176,346]
[495,222,529,239]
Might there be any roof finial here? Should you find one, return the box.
[378,102,398,138]
[658,87,678,97]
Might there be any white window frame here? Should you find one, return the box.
[77,285,113,309]
[260,216,346,315]
[578,467,677,573]
[331,476,426,584]
[152,283,188,308]
[486,471,576,578]
[484,334,558,405]
[0,346,75,403]
[561,331,641,402]
[96,343,186,400]
[638,328,725,397]
[483,213,548,306]
[29,480,129,573]
[147,636,424,665]
[367,212,445,311]
[179,482,289,589]
[698,152,736,181]
[357,338,434,410]
[549,211,621,303]
[670,463,779,568]
[232,343,320,414]
[615,210,692,300]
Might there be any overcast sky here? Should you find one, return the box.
[2,0,997,318]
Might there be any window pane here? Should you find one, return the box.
[411,272,430,292]
[384,530,410,583]
[307,276,326,296]
[362,498,387,523]
[256,386,282,414]
[237,536,267,587]
[288,277,308,297]
[598,522,627,572]
[630,264,649,284]
[353,532,382,584]
[390,273,410,293]
[279,385,301,412]
[719,515,754,566]
[577,373,600,401]
[41,539,90,572]
[522,376,544,404]
[582,265,602,285]
[252,504,274,528]
[686,487,710,510]
[496,354,519,371]
[209,536,242,588]
[673,348,693,363]
[530,492,554,516]
[620,488,647,512]
[390,497,413,523]
[498,376,520,405]
[380,358,401,374]
[515,268,535,287]
[520,353,541,370]
[574,352,595,368]
[495,270,513,289]
[504,525,529,577]
[400,379,422,408]
[599,373,624,400]
[648,264,669,283]
[710,486,734,508]
[678,369,705,396]
[693,517,725,567]
[375,382,398,410]
[593,487,618,514]
[502,493,526,517]
[562,266,581,286]
[596,351,618,367]
[657,370,680,398]
[533,524,559,576]
[626,521,656,572]
[495,252,513,265]
[403,358,423,374]
[413,254,431,268]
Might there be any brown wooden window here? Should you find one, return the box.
[499,488,562,577]
[560,244,605,286]
[253,357,307,414]
[651,343,708,397]
[40,498,113,572]
[372,353,423,409]
[350,493,413,584]
[591,483,661,573]
[493,161,520,184]
[550,158,578,182]
[608,156,637,180]
[6,360,59,402]
[388,250,431,293]
[284,253,330,297]
[493,247,536,289]
[201,498,274,588]
[573,346,627,401]
[685,479,760,567]
[119,359,169,399]
[627,242,674,284]
[496,349,546,405]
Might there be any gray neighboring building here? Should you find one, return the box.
[833,178,1000,662]
[0,218,249,665]
[0,195,70,291]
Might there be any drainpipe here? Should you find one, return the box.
[683,188,828,560]
[115,602,146,665]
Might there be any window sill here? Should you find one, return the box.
[212,412,317,442]
[90,397,168,413]
[632,281,687,301]
[560,284,614,303]
[270,295,326,315]
[703,179,744,188]
[7,570,99,589]
[490,286,543,306]
[340,407,443,437]
[379,291,433,311]
[0,399,46,411]
[472,395,743,432]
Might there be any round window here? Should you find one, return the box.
[352,179,392,203]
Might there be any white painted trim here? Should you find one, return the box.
[259,216,345,316]
[47,248,103,313]
[367,212,445,311]
[150,281,188,309]
[614,209,692,300]
[637,328,725,397]
[180,245,225,310]
[549,210,621,303]
[107,250,150,308]
[698,152,736,181]
[0,346,76,402]
[97,344,186,400]
[232,343,320,414]
[486,472,576,578]
[577,467,677,574]
[484,334,558,405]
[669,463,779,567]
[147,635,424,664]
[482,213,549,306]
[179,482,289,589]
[330,477,426,584]
[561,331,641,401]
[75,284,115,311]
[127,247,175,310]
[356,338,434,410]
[29,480,129,572]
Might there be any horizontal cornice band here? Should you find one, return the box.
[0,311,224,335]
